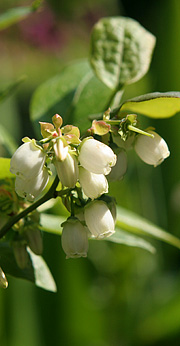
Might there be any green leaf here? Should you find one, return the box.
[27,248,57,292]
[0,1,42,31]
[118,91,180,118]
[40,213,156,254]
[0,242,57,292]
[0,158,14,179]
[0,125,18,156]
[116,206,180,250]
[30,59,112,133]
[0,76,26,103]
[40,213,65,235]
[90,17,156,89]
[107,228,156,253]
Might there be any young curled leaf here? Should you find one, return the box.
[91,120,111,136]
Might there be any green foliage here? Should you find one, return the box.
[90,17,156,89]
[0,126,18,156]
[1,13,180,293]
[0,158,13,179]
[116,206,180,250]
[119,91,180,118]
[0,243,56,292]
[30,60,112,133]
[0,0,42,31]
[0,76,26,104]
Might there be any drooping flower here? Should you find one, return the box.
[79,167,108,199]
[10,141,46,179]
[15,168,49,201]
[61,218,89,258]
[84,200,115,239]
[78,138,116,175]
[134,130,170,166]
[54,152,79,188]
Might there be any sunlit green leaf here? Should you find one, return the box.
[0,0,42,31]
[0,242,56,292]
[90,17,156,89]
[40,213,65,235]
[116,206,180,250]
[0,158,14,179]
[118,91,180,118]
[27,248,57,292]
[107,228,156,253]
[30,59,112,133]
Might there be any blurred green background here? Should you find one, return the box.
[1,0,180,345]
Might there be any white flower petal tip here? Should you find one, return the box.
[79,167,108,200]
[79,138,116,175]
[84,200,115,239]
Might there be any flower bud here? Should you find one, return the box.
[79,138,117,175]
[53,138,68,161]
[15,168,49,201]
[24,228,43,255]
[12,241,29,269]
[107,150,127,181]
[54,153,79,188]
[134,130,170,167]
[79,167,108,199]
[10,141,46,179]
[61,218,89,258]
[52,114,63,129]
[84,200,115,239]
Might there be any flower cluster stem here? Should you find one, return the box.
[0,175,60,240]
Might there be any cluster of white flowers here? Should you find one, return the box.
[10,115,170,259]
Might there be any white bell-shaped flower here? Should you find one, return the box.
[107,150,127,182]
[84,200,115,239]
[78,138,116,175]
[10,141,46,179]
[134,130,170,167]
[15,168,49,201]
[61,218,89,258]
[54,152,79,188]
[79,167,108,199]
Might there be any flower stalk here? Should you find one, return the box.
[0,175,60,239]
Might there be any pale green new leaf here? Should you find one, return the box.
[119,92,180,118]
[90,17,156,89]
[0,158,14,179]
[116,206,180,249]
